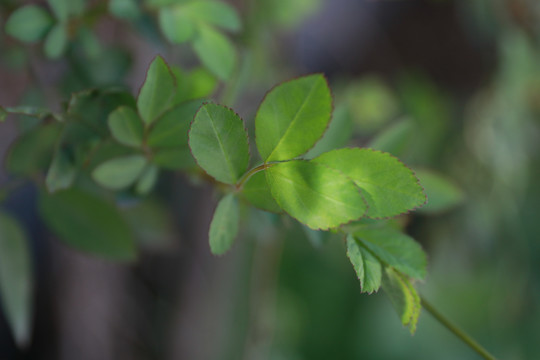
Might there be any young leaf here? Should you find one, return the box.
[346,234,382,294]
[44,23,68,59]
[255,74,332,162]
[382,267,421,334]
[240,170,281,213]
[0,212,32,347]
[5,5,54,43]
[312,148,426,218]
[137,56,176,126]
[92,155,148,190]
[135,165,159,195]
[189,103,249,184]
[414,169,464,214]
[147,100,204,148]
[108,106,144,147]
[265,160,367,230]
[45,149,77,193]
[192,25,236,80]
[352,227,426,280]
[158,6,196,43]
[39,189,137,261]
[209,193,239,255]
[182,1,241,32]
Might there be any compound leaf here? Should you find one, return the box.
[189,103,249,184]
[92,155,147,190]
[192,24,236,80]
[265,160,367,230]
[5,5,54,43]
[255,74,332,162]
[39,189,136,261]
[108,106,144,147]
[209,193,239,255]
[312,148,426,218]
[346,234,382,294]
[382,267,421,334]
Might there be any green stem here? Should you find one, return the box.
[420,296,498,360]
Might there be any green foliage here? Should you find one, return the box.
[415,169,465,214]
[346,234,382,294]
[240,171,281,213]
[91,155,148,190]
[209,193,239,255]
[0,212,32,347]
[192,25,236,81]
[382,267,421,334]
[45,149,77,193]
[5,5,54,43]
[108,107,145,147]
[43,24,68,59]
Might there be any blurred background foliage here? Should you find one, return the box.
[1,0,539,359]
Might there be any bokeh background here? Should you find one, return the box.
[1,0,540,359]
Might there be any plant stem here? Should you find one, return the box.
[420,296,498,360]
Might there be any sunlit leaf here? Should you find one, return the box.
[192,24,236,80]
[382,267,421,334]
[255,74,332,162]
[39,189,137,261]
[5,5,54,43]
[209,193,239,255]
[346,234,382,294]
[266,160,367,230]
[92,155,148,190]
[189,103,249,184]
[313,148,426,218]
[0,212,32,347]
[108,106,144,147]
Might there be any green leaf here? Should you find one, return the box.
[147,99,204,148]
[171,67,217,104]
[158,6,196,43]
[92,155,148,190]
[5,5,54,43]
[240,170,281,213]
[182,1,241,31]
[305,103,352,159]
[189,103,249,184]
[192,24,236,80]
[382,267,421,334]
[209,193,239,255]
[368,118,414,156]
[346,234,382,294]
[0,106,7,122]
[152,148,195,170]
[137,56,176,126]
[109,0,140,19]
[312,148,426,218]
[45,149,77,193]
[135,165,159,195]
[43,23,68,59]
[265,160,367,230]
[352,227,426,280]
[0,212,32,347]
[47,0,69,22]
[255,74,332,162]
[6,124,62,176]
[108,106,144,147]
[414,169,464,214]
[39,189,137,261]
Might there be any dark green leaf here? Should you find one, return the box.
[5,5,54,43]
[92,155,148,190]
[43,23,68,59]
[266,160,367,230]
[137,56,176,126]
[0,212,32,347]
[353,227,426,280]
[45,149,77,193]
[240,170,281,213]
[312,148,426,218]
[152,148,195,170]
[189,103,249,184]
[414,169,464,214]
[346,234,382,294]
[382,267,421,334]
[209,193,239,255]
[108,106,144,147]
[255,74,332,162]
[147,100,204,148]
[39,189,137,261]
[6,124,61,176]
[135,165,158,195]
[192,24,236,80]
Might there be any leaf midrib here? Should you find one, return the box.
[204,107,237,183]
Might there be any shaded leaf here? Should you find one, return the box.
[414,169,464,214]
[159,6,196,43]
[39,189,137,261]
[382,267,421,334]
[255,74,332,162]
[92,155,147,190]
[209,193,239,255]
[45,149,77,193]
[137,56,176,126]
[353,227,426,280]
[5,5,54,43]
[266,160,367,230]
[368,118,414,157]
[43,23,68,59]
[152,148,195,170]
[0,212,32,347]
[346,234,382,294]
[192,24,236,80]
[313,148,426,218]
[108,106,144,147]
[189,103,249,184]
[182,1,241,31]
[0,106,7,122]
[240,170,281,213]
[47,0,69,22]
[305,104,352,159]
[109,0,140,19]
[135,165,158,195]
[171,67,217,104]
